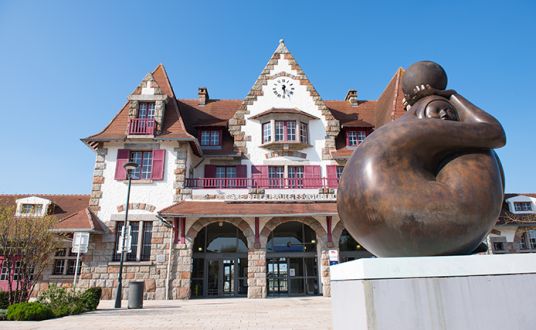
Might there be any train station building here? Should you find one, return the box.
[1,41,535,300]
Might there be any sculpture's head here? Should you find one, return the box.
[402,61,448,107]
[414,96,459,121]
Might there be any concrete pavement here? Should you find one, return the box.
[1,297,333,330]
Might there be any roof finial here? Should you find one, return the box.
[279,38,284,44]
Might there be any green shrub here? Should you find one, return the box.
[0,291,8,309]
[81,287,102,311]
[37,285,86,317]
[0,309,7,321]
[6,302,54,321]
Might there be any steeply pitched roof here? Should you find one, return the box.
[0,194,105,232]
[82,64,195,144]
[374,67,406,128]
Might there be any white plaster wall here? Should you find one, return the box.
[243,54,328,166]
[490,225,518,242]
[98,141,178,221]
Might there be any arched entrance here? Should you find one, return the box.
[338,229,373,262]
[266,221,320,297]
[191,222,249,298]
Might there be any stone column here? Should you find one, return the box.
[172,242,192,299]
[247,248,267,298]
[320,247,334,297]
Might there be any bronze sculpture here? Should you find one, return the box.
[337,61,506,257]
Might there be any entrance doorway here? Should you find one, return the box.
[266,221,320,297]
[191,222,248,298]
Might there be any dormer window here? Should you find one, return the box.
[200,128,222,148]
[15,196,51,217]
[514,202,533,212]
[138,102,155,119]
[346,130,367,147]
[21,204,43,216]
[129,102,156,135]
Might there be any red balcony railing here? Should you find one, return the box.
[185,177,339,189]
[128,118,155,135]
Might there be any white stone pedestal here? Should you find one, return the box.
[330,254,536,330]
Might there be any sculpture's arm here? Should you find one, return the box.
[449,94,506,148]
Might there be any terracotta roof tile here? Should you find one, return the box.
[159,201,337,217]
[325,100,377,127]
[83,64,194,143]
[0,194,105,232]
[374,67,406,128]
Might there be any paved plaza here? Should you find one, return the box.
[2,297,332,330]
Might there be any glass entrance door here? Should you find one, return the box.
[267,256,319,296]
[267,257,288,296]
[192,256,247,298]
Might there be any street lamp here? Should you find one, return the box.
[114,161,138,308]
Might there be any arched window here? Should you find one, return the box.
[267,221,317,253]
[193,222,248,253]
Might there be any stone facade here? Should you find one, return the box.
[247,249,267,298]
[89,147,107,213]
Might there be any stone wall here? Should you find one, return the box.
[89,148,107,213]
[247,249,267,298]
[76,220,174,300]
[171,242,192,299]
[173,145,191,202]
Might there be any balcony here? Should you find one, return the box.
[128,118,155,135]
[185,177,339,189]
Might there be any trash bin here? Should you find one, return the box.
[128,281,144,309]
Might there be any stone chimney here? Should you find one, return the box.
[345,89,358,106]
[198,87,209,105]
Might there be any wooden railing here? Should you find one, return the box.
[185,177,339,189]
[128,118,155,135]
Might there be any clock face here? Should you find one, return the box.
[272,78,295,99]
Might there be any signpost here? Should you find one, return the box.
[328,249,339,266]
[116,225,132,254]
[72,232,90,289]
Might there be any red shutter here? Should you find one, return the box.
[236,165,247,178]
[151,149,165,180]
[204,165,216,178]
[114,149,130,180]
[304,165,321,188]
[252,165,268,188]
[236,165,247,188]
[327,165,338,188]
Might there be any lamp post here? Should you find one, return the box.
[114,161,139,308]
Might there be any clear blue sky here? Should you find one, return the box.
[0,0,534,194]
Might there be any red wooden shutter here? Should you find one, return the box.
[304,165,321,188]
[114,149,130,180]
[326,165,338,188]
[151,149,166,180]
[236,165,247,178]
[236,165,247,188]
[204,165,216,178]
[251,165,267,188]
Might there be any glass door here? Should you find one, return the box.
[207,259,220,296]
[222,259,235,296]
[267,257,289,296]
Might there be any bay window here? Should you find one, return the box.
[300,122,308,144]
[262,122,272,143]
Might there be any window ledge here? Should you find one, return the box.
[108,261,153,266]
[49,275,75,279]
[260,141,311,150]
[127,134,155,139]
[122,179,154,184]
